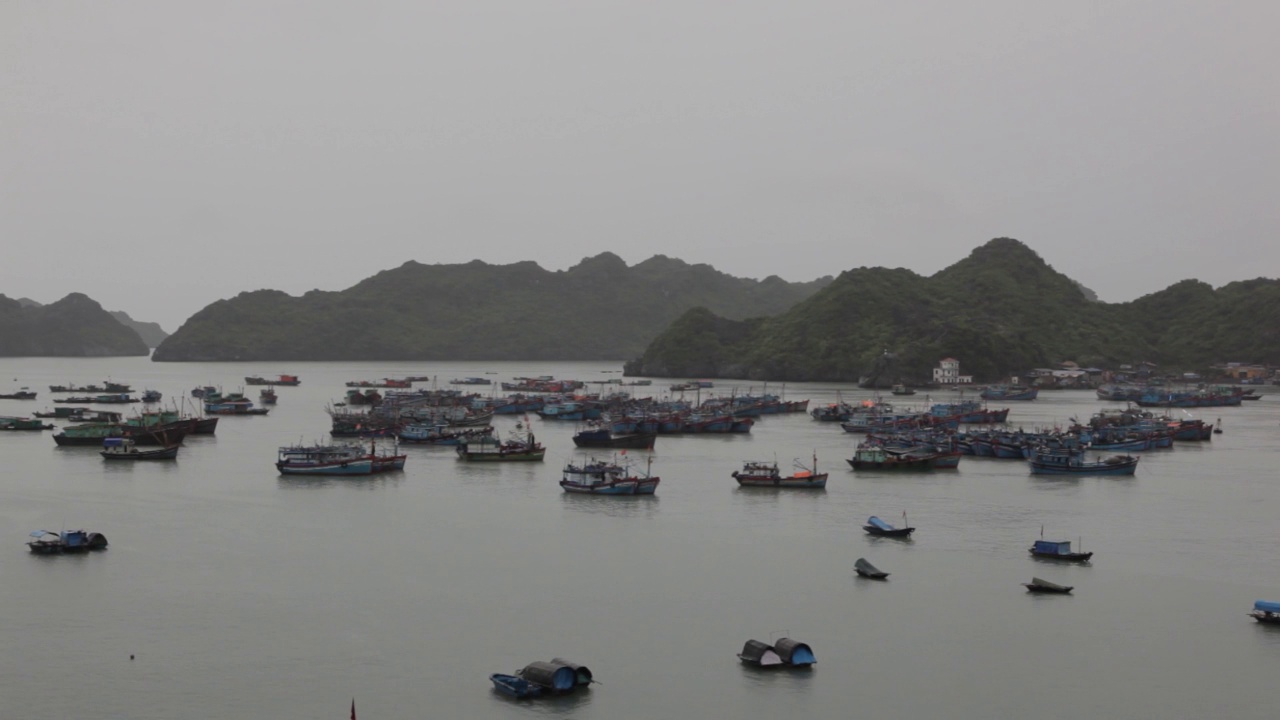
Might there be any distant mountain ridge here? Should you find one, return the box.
[0,293,151,357]
[152,253,834,361]
[624,238,1280,383]
[109,311,170,348]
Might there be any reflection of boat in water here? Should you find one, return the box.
[854,557,889,579]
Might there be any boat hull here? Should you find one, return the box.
[277,459,375,475]
[101,446,179,460]
[1029,549,1093,562]
[733,472,828,489]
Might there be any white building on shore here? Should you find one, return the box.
[933,357,974,385]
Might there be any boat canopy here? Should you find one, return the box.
[855,558,885,575]
[773,638,815,666]
[1033,540,1072,554]
[738,640,783,666]
[518,662,576,691]
[29,530,56,538]
[103,437,126,447]
[549,658,593,686]
[1255,600,1280,613]
[867,516,896,532]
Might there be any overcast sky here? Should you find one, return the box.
[4,1,1277,331]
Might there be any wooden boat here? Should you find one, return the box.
[398,424,493,445]
[863,515,914,538]
[1029,539,1092,562]
[732,454,827,489]
[140,389,162,403]
[1,416,53,431]
[245,374,300,386]
[100,437,179,460]
[259,388,278,405]
[1249,600,1280,624]
[27,529,108,554]
[456,431,545,462]
[0,390,36,400]
[50,381,131,393]
[847,445,935,470]
[571,427,657,449]
[737,637,815,668]
[55,393,138,404]
[275,440,404,476]
[981,385,1039,401]
[1023,577,1073,594]
[489,673,542,699]
[560,457,659,495]
[1029,448,1139,476]
[854,557,889,579]
[53,421,189,446]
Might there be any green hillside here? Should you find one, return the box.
[625,239,1278,383]
[0,293,150,357]
[152,253,832,361]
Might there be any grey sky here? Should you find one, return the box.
[4,1,1277,331]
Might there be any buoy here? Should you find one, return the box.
[130,654,135,660]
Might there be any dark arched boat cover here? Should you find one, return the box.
[773,638,815,666]
[549,657,593,686]
[737,639,783,666]
[518,661,576,691]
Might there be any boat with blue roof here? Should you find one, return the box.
[1029,538,1092,562]
[1249,600,1280,624]
[27,529,109,554]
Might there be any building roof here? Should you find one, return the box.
[940,357,958,363]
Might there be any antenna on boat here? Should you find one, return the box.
[1040,524,1044,538]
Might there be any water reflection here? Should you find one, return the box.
[559,492,660,518]
[485,686,596,716]
[276,473,405,490]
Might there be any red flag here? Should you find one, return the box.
[351,699,356,720]
[619,449,627,455]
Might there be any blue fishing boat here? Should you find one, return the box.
[981,385,1039,401]
[275,444,373,475]
[489,673,542,699]
[1029,539,1092,562]
[863,514,914,538]
[1249,600,1280,625]
[27,529,109,554]
[1029,448,1139,476]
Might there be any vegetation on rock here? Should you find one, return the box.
[152,253,832,361]
[625,239,1279,383]
[0,293,150,357]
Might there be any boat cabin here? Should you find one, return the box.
[1033,540,1077,556]
[517,661,577,692]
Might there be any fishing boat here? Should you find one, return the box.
[560,457,659,495]
[1249,600,1280,625]
[847,444,935,470]
[245,374,300,386]
[854,557,889,579]
[1029,539,1093,563]
[27,529,109,554]
[205,396,270,415]
[140,389,162,403]
[398,424,493,445]
[259,387,278,405]
[100,437,179,460]
[451,377,492,385]
[53,421,189,446]
[55,393,138,404]
[276,444,373,475]
[0,390,36,400]
[1023,577,1074,594]
[737,638,815,668]
[981,385,1039,401]
[456,431,546,462]
[890,384,916,396]
[489,673,543,699]
[863,515,914,538]
[571,427,657,449]
[1,416,53,431]
[731,454,827,489]
[1029,448,1139,476]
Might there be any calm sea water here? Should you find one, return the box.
[1,357,1277,719]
